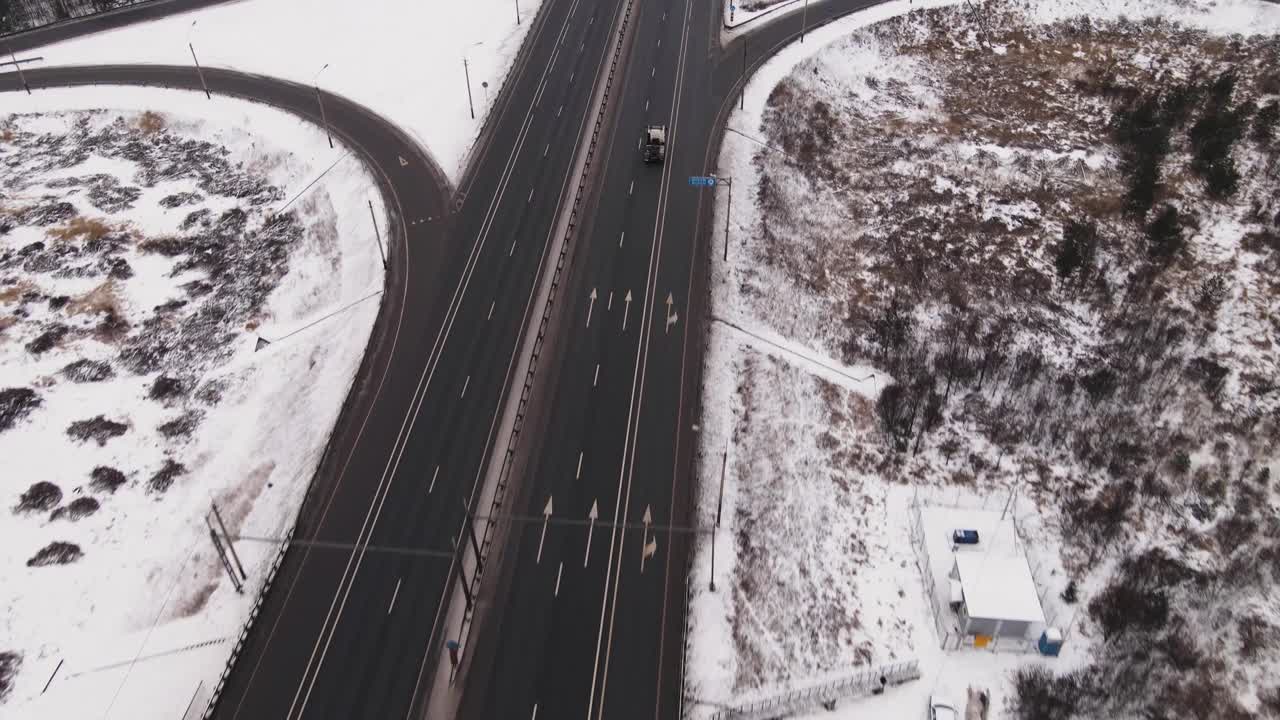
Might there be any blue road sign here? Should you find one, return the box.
[689,176,717,187]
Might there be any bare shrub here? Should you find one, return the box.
[0,387,41,432]
[14,481,62,513]
[137,110,165,134]
[157,411,202,439]
[148,459,186,494]
[66,281,122,317]
[26,541,83,567]
[47,216,114,243]
[1238,614,1276,660]
[66,415,129,446]
[61,359,115,383]
[1010,666,1087,720]
[89,466,127,493]
[51,496,100,521]
[148,375,189,402]
[0,651,19,703]
[24,323,69,354]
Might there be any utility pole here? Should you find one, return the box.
[210,502,246,581]
[713,175,733,261]
[368,199,387,269]
[463,57,475,119]
[801,0,809,42]
[740,39,746,110]
[314,63,333,149]
[7,46,30,94]
[187,21,210,100]
[515,0,521,24]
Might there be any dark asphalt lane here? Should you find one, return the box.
[3,0,625,713]
[459,0,894,719]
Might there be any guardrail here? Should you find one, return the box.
[707,660,921,720]
[200,524,294,719]
[458,0,641,647]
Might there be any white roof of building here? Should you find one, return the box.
[953,551,1045,624]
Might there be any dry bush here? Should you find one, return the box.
[50,496,99,521]
[0,387,41,432]
[66,415,129,446]
[14,481,62,513]
[0,316,15,337]
[26,541,82,567]
[89,466,128,493]
[137,110,165,134]
[0,651,18,703]
[66,281,122,318]
[47,216,114,243]
[148,458,186,494]
[0,280,36,304]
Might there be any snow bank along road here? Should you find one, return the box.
[454,0,896,718]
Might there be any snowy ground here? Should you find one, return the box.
[724,0,805,30]
[28,0,547,183]
[0,86,384,718]
[689,0,1280,718]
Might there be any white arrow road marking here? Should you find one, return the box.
[586,288,597,328]
[555,562,563,597]
[398,156,408,167]
[622,290,633,331]
[429,465,439,494]
[387,578,402,614]
[584,500,599,567]
[641,506,653,573]
[536,496,553,564]
[665,293,676,334]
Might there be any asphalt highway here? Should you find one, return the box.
[4,0,893,717]
[457,0,889,718]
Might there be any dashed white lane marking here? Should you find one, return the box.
[488,301,495,320]
[576,451,584,479]
[619,231,625,247]
[593,363,600,387]
[554,562,564,596]
[429,465,439,494]
[387,578,402,615]
[460,375,470,398]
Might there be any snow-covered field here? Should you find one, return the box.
[0,86,384,718]
[30,0,547,183]
[689,0,1280,717]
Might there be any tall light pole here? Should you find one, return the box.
[740,38,746,110]
[801,0,809,42]
[515,0,521,24]
[187,20,210,100]
[463,41,484,120]
[313,63,333,149]
[713,175,733,261]
[7,44,30,95]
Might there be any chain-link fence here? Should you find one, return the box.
[707,660,921,720]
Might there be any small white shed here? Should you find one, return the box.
[950,552,1045,639]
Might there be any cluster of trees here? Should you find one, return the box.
[0,0,133,33]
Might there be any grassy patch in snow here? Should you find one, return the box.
[715,0,1280,716]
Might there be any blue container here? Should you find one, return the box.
[952,529,980,545]
[1039,628,1063,657]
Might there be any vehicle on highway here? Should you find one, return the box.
[643,124,667,163]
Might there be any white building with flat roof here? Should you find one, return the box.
[949,549,1045,639]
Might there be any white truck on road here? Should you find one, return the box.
[643,124,667,163]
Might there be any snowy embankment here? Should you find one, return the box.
[0,86,383,719]
[690,0,1280,718]
[30,0,547,183]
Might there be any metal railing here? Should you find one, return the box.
[707,660,922,720]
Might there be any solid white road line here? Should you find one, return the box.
[429,465,439,494]
[461,375,470,398]
[387,578,402,615]
[590,0,695,716]
[555,563,563,597]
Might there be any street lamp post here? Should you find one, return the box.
[515,0,521,24]
[7,45,30,95]
[463,42,485,120]
[740,38,746,110]
[713,175,733,261]
[801,0,809,42]
[187,21,210,100]
[314,63,333,149]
